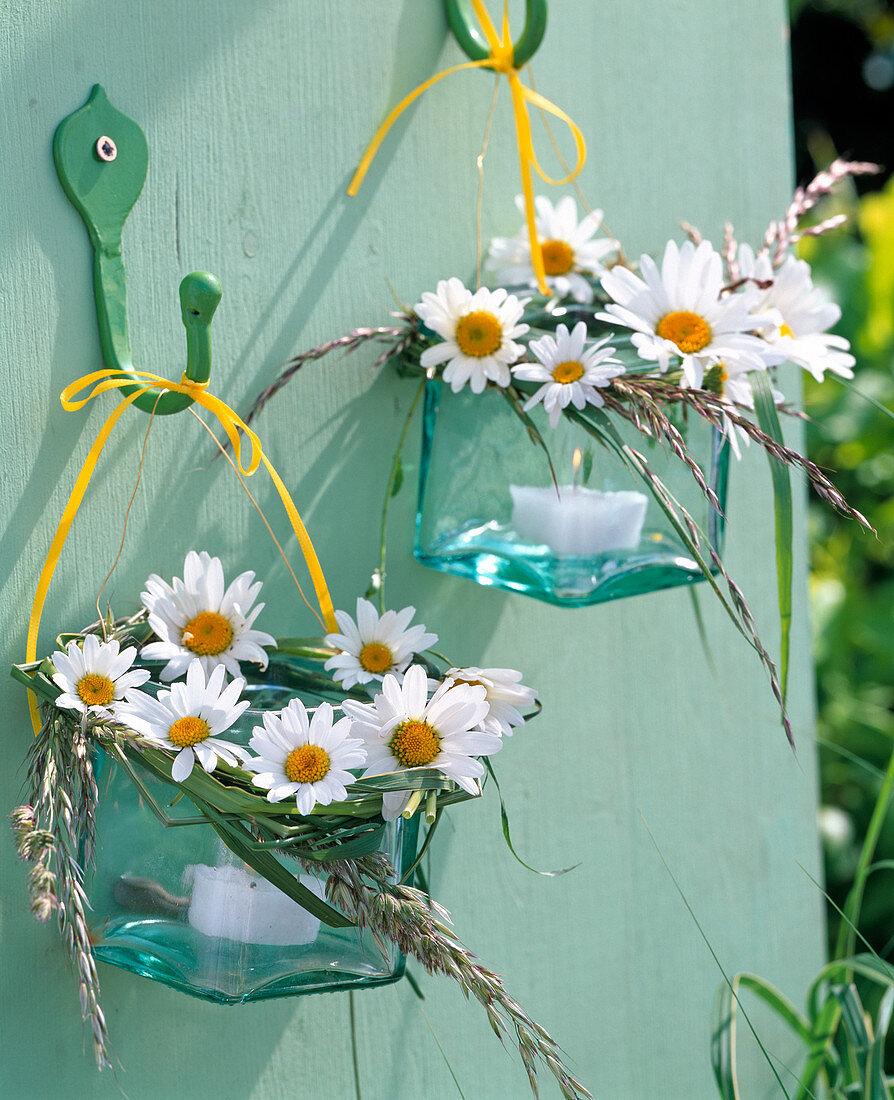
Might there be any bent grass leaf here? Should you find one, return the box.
[752,370,793,705]
[713,972,812,1100]
[484,760,579,877]
[401,808,443,884]
[502,385,559,491]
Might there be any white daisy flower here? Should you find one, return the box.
[598,239,782,388]
[739,244,855,382]
[487,194,617,303]
[140,550,276,682]
[443,666,536,737]
[120,659,249,783]
[511,321,625,428]
[324,597,437,690]
[242,699,366,815]
[51,634,150,718]
[414,278,529,394]
[342,665,499,821]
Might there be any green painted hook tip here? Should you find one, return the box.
[180,272,222,326]
[444,0,547,67]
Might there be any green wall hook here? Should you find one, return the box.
[53,85,221,415]
[444,0,547,67]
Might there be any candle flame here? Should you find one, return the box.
[572,448,582,471]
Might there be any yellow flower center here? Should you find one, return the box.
[780,322,794,339]
[540,238,575,276]
[551,359,585,384]
[181,611,233,656]
[167,716,211,748]
[455,310,503,358]
[389,719,441,768]
[359,641,394,674]
[76,674,115,707]
[655,310,712,354]
[284,744,331,785]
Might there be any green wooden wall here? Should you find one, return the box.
[1,2,823,1096]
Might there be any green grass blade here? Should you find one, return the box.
[194,800,355,928]
[751,370,793,704]
[864,1036,892,1100]
[639,815,793,1099]
[877,988,894,1039]
[273,637,335,660]
[10,663,59,702]
[834,984,871,1084]
[735,974,812,1043]
[816,738,887,781]
[830,955,894,989]
[102,742,210,828]
[797,996,842,1100]
[688,587,720,680]
[419,1003,468,1099]
[711,981,738,1099]
[832,374,894,422]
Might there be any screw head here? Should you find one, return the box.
[95,136,117,162]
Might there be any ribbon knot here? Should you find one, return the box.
[347,0,586,297]
[486,33,515,76]
[177,374,209,393]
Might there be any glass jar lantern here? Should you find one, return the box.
[87,656,419,1004]
[414,378,729,607]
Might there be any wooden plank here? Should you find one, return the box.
[0,1,822,1095]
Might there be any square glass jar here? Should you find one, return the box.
[86,657,419,1004]
[414,379,728,606]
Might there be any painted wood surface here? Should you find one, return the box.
[0,2,822,1096]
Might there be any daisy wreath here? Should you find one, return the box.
[241,159,879,749]
[11,548,600,1099]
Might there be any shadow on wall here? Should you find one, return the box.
[3,0,455,637]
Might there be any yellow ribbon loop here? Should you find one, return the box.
[347,0,586,298]
[27,370,338,734]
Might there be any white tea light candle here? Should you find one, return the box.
[186,863,325,946]
[510,484,648,555]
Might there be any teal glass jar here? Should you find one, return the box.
[87,658,419,1004]
[414,376,729,607]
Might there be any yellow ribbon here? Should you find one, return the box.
[26,369,338,734]
[347,1,586,297]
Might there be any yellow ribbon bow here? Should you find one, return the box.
[347,0,586,297]
[26,369,338,734]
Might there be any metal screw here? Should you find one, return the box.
[95,136,117,162]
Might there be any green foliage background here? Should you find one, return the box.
[804,180,894,955]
